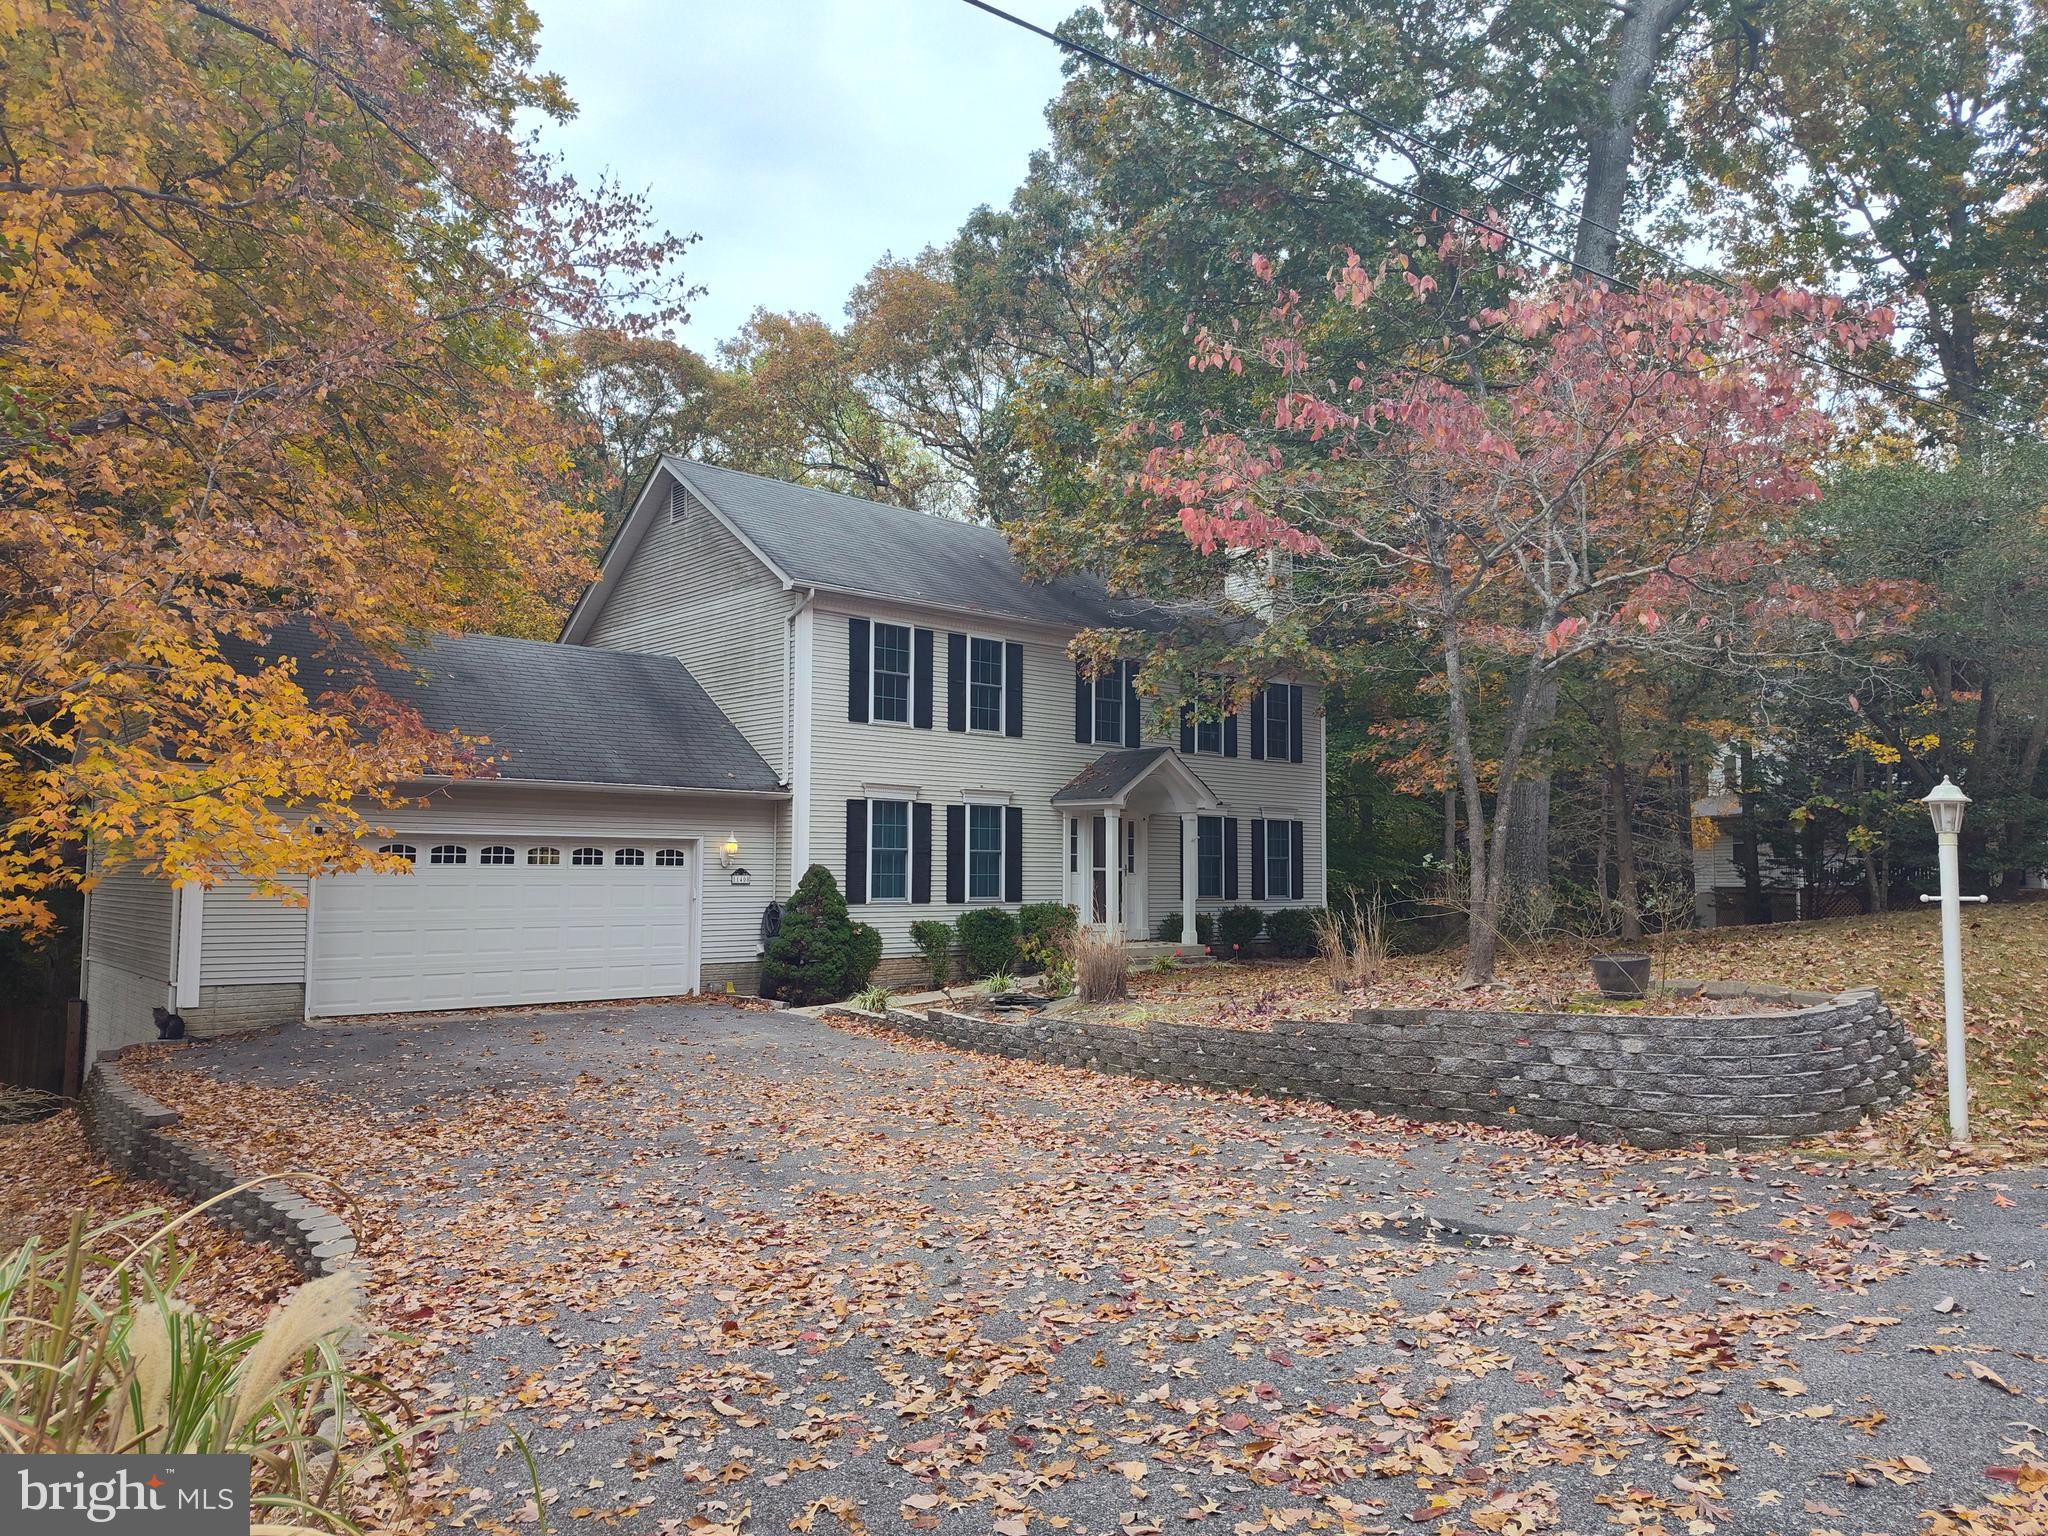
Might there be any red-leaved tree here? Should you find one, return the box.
[1139,228,1896,980]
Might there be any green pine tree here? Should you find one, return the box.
[760,865,883,1005]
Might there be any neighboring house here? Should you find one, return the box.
[81,460,1327,1057]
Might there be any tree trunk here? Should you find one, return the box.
[1443,787,1458,866]
[1502,0,1695,904]
[1612,758,1642,943]
[1734,744,1769,924]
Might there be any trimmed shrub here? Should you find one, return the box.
[1264,907,1320,958]
[1017,902,1076,949]
[908,919,955,989]
[760,864,882,1005]
[1163,912,1220,946]
[955,907,1019,979]
[1197,911,1215,947]
[1216,904,1265,956]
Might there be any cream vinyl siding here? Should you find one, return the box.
[806,596,1326,955]
[82,853,176,1056]
[581,473,796,776]
[84,853,173,980]
[199,876,309,986]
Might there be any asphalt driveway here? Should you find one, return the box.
[140,1002,2048,1535]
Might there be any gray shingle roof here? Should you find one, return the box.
[225,621,784,794]
[670,460,1161,631]
[1051,748,1177,805]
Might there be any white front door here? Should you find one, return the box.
[307,837,699,1016]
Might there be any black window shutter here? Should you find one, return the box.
[912,801,933,903]
[1074,665,1092,743]
[1250,687,1266,760]
[847,619,870,723]
[1004,643,1024,737]
[1289,684,1304,763]
[946,633,967,731]
[1003,806,1024,902]
[1223,708,1238,758]
[1223,817,1239,900]
[1290,820,1305,899]
[1250,817,1267,900]
[913,627,934,729]
[845,799,867,903]
[945,804,965,904]
[1179,704,1195,755]
[1123,665,1141,748]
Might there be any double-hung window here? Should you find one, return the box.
[967,803,1005,901]
[1263,682,1292,760]
[1196,816,1224,899]
[871,623,913,724]
[869,799,910,900]
[1265,819,1293,898]
[968,636,1005,732]
[1093,659,1127,743]
[1195,678,1224,755]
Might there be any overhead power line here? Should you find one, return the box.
[957,0,2020,437]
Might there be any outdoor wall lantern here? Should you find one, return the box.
[1920,776,1985,1142]
[720,832,741,868]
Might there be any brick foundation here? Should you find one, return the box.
[182,982,307,1037]
[825,986,1923,1152]
[79,1055,358,1276]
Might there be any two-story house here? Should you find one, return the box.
[77,461,1326,1056]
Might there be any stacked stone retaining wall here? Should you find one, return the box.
[79,1056,357,1276]
[830,987,1921,1151]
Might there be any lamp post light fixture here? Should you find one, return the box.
[1919,776,1985,1142]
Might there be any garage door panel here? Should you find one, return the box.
[309,838,697,1016]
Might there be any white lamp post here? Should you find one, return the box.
[1919,776,1983,1142]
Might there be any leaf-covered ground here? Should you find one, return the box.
[94,999,2048,1536]
[1043,905,2048,1166]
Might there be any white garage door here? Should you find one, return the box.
[308,837,699,1016]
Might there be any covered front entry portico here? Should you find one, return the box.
[1052,747,1219,944]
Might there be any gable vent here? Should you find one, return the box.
[668,482,691,524]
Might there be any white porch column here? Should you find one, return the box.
[1103,807,1122,936]
[1180,814,1199,946]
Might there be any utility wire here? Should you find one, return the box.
[959,0,2020,436]
[1123,0,1717,290]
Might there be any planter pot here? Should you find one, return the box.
[1590,953,1652,1000]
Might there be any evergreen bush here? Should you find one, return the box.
[955,907,1019,979]
[760,864,882,1004]
[908,919,955,989]
[1216,904,1265,956]
[1016,902,1076,975]
[1264,907,1320,957]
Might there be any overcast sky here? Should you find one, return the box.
[526,0,1079,354]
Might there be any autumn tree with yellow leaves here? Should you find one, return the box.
[0,0,691,931]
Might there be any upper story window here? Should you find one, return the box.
[1093,659,1128,744]
[968,636,1005,733]
[871,622,913,724]
[869,799,910,901]
[1263,682,1293,760]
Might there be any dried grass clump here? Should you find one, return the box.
[1071,928,1130,1004]
[1,1186,426,1531]
[1316,890,1389,992]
